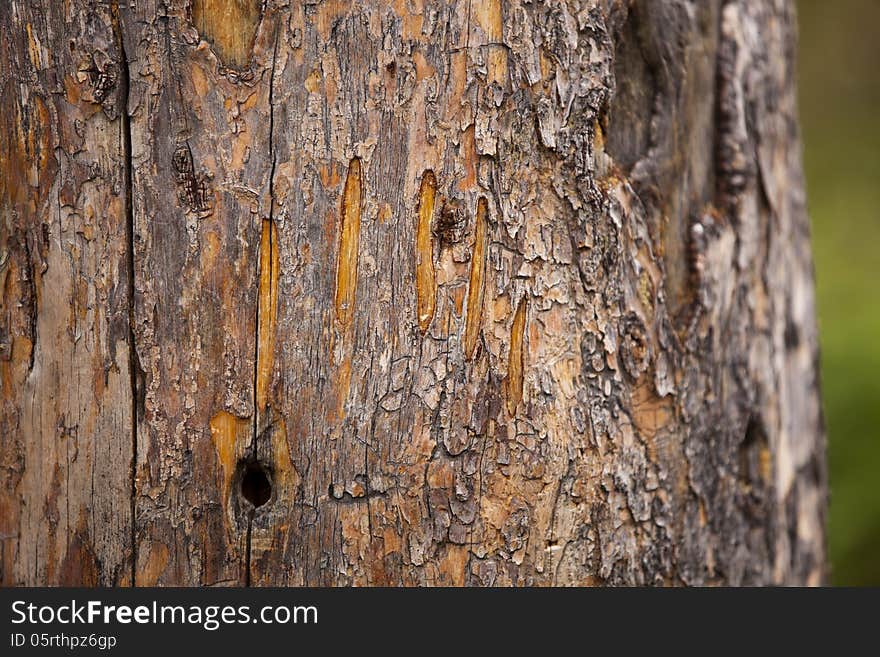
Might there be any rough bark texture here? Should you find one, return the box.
[1,0,825,586]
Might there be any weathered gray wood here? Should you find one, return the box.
[2,0,826,586]
[1,0,133,585]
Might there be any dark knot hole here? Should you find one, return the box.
[241,461,272,508]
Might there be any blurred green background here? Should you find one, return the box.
[797,0,880,585]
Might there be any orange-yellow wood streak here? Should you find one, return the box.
[335,158,363,329]
[256,218,279,413]
[25,23,40,69]
[191,0,262,69]
[415,170,437,333]
[464,197,489,359]
[507,297,528,415]
[209,411,250,491]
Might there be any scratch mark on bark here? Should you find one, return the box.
[255,218,279,415]
[335,158,363,330]
[415,170,437,334]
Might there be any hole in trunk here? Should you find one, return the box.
[241,461,272,508]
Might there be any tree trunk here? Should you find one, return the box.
[1,0,825,586]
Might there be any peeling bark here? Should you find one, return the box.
[1,0,825,586]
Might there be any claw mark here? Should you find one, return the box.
[335,158,362,329]
[464,197,489,359]
[256,218,279,414]
[507,296,527,415]
[415,170,437,333]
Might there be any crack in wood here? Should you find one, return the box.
[110,0,137,589]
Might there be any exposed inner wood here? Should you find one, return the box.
[256,218,279,414]
[191,0,262,69]
[415,170,437,334]
[210,410,251,495]
[335,158,362,330]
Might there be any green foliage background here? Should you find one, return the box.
[797,0,880,585]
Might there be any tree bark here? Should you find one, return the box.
[1,0,825,586]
